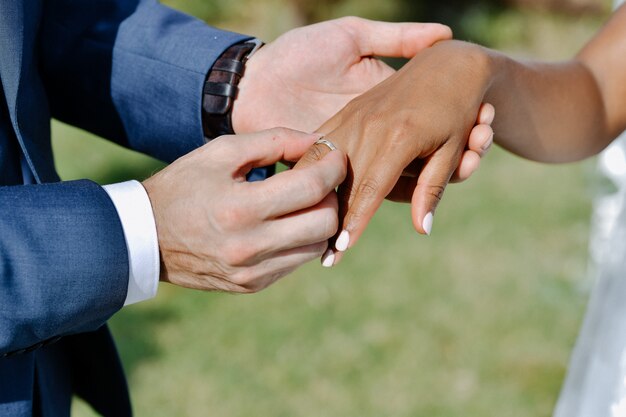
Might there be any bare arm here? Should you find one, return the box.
[485,4,626,162]
[294,5,626,263]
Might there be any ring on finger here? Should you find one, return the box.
[315,137,337,152]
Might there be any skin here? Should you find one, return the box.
[233,17,453,135]
[296,6,626,265]
[143,18,492,292]
[238,17,495,182]
[143,129,346,293]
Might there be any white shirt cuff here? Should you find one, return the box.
[103,180,160,306]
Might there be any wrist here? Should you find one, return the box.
[231,43,266,134]
[454,41,495,98]
[103,181,160,305]
[424,40,495,101]
[481,46,510,105]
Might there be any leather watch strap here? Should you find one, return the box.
[202,39,263,140]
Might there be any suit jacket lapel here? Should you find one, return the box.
[0,0,25,117]
[0,0,57,184]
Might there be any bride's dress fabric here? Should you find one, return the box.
[554,3,626,412]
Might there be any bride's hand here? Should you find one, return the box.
[294,40,494,264]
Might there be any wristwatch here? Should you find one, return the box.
[202,39,264,140]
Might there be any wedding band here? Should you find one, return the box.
[314,137,337,152]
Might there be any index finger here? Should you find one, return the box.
[217,128,322,176]
[253,148,347,219]
[333,161,406,254]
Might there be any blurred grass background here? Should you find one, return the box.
[64,0,614,416]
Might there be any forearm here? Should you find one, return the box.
[483,4,626,163]
[0,181,129,355]
[484,52,610,163]
[42,0,250,162]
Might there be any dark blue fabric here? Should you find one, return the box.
[0,82,22,186]
[0,180,130,417]
[0,180,129,352]
[42,0,250,163]
[0,0,250,415]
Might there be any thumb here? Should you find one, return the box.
[411,143,463,235]
[344,18,453,58]
[220,128,323,173]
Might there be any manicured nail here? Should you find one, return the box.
[482,132,494,151]
[321,249,335,268]
[335,230,350,252]
[422,212,433,236]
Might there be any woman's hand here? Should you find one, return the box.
[143,128,347,292]
[294,40,494,265]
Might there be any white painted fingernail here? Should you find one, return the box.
[321,249,335,268]
[422,212,433,236]
[335,230,350,252]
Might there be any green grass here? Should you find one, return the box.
[61,2,607,415]
[57,121,593,417]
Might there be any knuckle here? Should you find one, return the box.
[338,16,363,28]
[231,270,286,294]
[308,144,327,162]
[312,242,329,258]
[212,210,238,231]
[303,175,328,202]
[425,184,446,204]
[297,242,328,264]
[222,247,244,267]
[221,241,257,267]
[229,268,257,287]
[320,210,339,240]
[395,110,419,134]
[266,127,293,142]
[360,108,384,128]
[345,201,367,228]
[357,177,381,199]
[344,98,378,125]
[213,200,255,230]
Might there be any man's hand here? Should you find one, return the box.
[232,17,452,134]
[142,128,346,293]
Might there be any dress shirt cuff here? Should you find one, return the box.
[102,181,160,306]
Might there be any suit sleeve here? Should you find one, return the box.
[41,0,251,163]
[0,180,129,355]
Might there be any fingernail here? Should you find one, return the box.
[481,132,494,151]
[335,230,350,252]
[422,212,434,236]
[321,249,335,268]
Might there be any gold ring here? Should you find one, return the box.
[314,137,337,152]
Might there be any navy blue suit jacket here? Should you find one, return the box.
[0,1,249,415]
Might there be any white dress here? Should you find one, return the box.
[554,2,626,413]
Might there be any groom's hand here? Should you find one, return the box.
[143,128,346,293]
[232,17,452,134]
